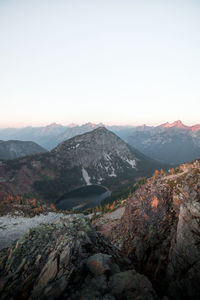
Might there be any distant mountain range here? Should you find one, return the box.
[0,127,166,204]
[0,120,200,164]
[0,123,68,150]
[0,140,47,160]
[126,121,200,164]
[160,120,200,131]
[0,123,103,150]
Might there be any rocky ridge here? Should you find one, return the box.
[0,212,65,250]
[110,160,200,299]
[160,120,200,131]
[0,214,158,300]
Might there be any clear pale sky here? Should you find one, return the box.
[0,0,200,127]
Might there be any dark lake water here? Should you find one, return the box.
[55,185,111,211]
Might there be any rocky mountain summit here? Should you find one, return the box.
[160,120,200,131]
[109,160,200,299]
[160,120,190,130]
[0,127,164,203]
[52,126,138,170]
[0,140,47,160]
[0,215,158,300]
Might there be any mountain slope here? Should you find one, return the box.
[128,130,200,164]
[127,122,200,164]
[0,140,47,160]
[0,127,166,203]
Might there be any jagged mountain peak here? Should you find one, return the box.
[159,120,200,133]
[47,122,63,128]
[67,123,78,127]
[191,124,200,132]
[171,120,188,128]
[53,126,116,148]
[160,120,188,129]
[82,122,103,128]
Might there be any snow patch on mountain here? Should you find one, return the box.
[109,167,117,177]
[105,166,109,172]
[125,159,136,168]
[97,162,103,169]
[103,152,111,161]
[68,144,81,150]
[82,168,91,185]
[98,177,103,184]
[120,156,136,168]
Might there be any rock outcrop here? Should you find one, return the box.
[0,214,158,300]
[113,161,200,299]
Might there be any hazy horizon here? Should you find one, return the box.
[0,119,199,129]
[1,0,200,127]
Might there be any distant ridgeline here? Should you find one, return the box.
[0,120,200,164]
[0,140,47,160]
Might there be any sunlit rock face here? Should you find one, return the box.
[114,160,200,299]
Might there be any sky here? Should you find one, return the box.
[0,0,200,127]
